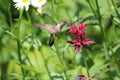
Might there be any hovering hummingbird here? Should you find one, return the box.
[34,20,68,46]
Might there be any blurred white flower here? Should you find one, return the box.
[37,6,46,14]
[31,0,47,8]
[13,0,31,11]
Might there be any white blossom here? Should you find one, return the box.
[37,6,46,14]
[31,0,47,8]
[13,0,31,11]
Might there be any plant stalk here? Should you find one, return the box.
[39,49,53,80]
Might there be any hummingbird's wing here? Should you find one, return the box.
[34,23,55,33]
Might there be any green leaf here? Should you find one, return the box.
[17,63,36,72]
[52,74,64,80]
[55,64,66,70]
[2,28,17,39]
[113,17,120,27]
[89,63,109,76]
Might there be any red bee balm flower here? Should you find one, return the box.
[67,23,94,53]
[76,75,87,80]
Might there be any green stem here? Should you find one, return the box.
[83,56,90,79]
[86,0,106,40]
[26,11,35,39]
[111,0,120,19]
[51,0,54,19]
[39,50,53,80]
[95,0,106,40]
[103,42,109,60]
[17,8,24,39]
[95,0,109,60]
[1,64,7,80]
[17,40,25,80]
[56,51,68,80]
[26,11,34,29]
[55,45,69,80]
[61,0,72,22]
[65,8,72,22]
[17,40,22,63]
[8,3,13,31]
[35,73,41,80]
[21,41,40,79]
[16,8,25,80]
[20,43,33,66]
[26,11,41,80]
[86,0,98,18]
[26,11,31,24]
[17,8,24,62]
[86,0,109,62]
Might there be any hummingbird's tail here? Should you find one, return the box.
[49,34,55,46]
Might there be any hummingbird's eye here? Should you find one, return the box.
[63,20,68,24]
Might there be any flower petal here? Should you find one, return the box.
[67,24,78,34]
[79,23,88,30]
[82,39,94,45]
[75,45,83,53]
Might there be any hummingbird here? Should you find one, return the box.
[34,20,68,46]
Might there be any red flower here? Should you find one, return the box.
[67,24,86,37]
[67,23,94,53]
[76,75,87,80]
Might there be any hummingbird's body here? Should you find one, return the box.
[34,20,68,46]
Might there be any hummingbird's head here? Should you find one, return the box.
[60,20,69,27]
[56,20,69,29]
[61,19,68,24]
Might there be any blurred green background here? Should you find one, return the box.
[0,0,120,80]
